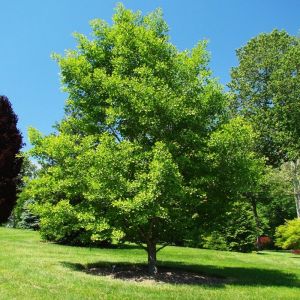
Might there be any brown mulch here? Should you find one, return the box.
[84,264,229,285]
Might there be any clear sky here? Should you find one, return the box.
[1,0,299,149]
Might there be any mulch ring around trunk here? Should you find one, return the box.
[84,263,230,285]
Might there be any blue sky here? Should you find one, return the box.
[1,0,299,149]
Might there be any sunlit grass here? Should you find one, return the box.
[1,227,300,299]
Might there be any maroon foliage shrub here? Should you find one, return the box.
[0,96,23,223]
[256,235,272,250]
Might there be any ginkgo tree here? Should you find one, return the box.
[23,4,264,274]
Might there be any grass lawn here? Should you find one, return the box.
[0,227,299,299]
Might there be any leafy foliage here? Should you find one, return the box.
[198,202,259,253]
[16,199,39,230]
[259,165,296,236]
[229,30,300,165]
[208,117,265,197]
[201,231,229,251]
[275,218,300,249]
[224,202,259,252]
[12,155,39,229]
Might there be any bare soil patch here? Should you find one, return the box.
[84,263,229,285]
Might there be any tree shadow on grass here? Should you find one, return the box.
[61,260,300,287]
[161,261,300,287]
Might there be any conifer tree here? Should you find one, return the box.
[0,96,23,223]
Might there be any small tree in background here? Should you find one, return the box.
[12,156,39,229]
[275,218,300,250]
[0,96,23,224]
[260,164,296,236]
[200,202,259,253]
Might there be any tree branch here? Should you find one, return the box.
[156,243,169,253]
[108,126,121,143]
[136,242,148,251]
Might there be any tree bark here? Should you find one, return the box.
[291,160,300,218]
[294,192,300,218]
[248,194,263,251]
[250,196,261,231]
[147,241,157,275]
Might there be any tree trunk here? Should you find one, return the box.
[294,192,300,218]
[291,160,300,218]
[147,241,157,275]
[248,195,262,251]
[250,196,261,231]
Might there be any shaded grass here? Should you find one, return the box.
[1,227,300,299]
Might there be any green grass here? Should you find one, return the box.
[0,227,299,299]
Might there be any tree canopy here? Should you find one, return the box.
[229,30,300,165]
[229,30,300,218]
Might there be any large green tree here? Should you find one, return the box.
[229,30,300,218]
[24,5,264,273]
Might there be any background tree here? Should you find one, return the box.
[229,30,300,165]
[275,218,300,250]
[12,155,39,229]
[205,117,266,251]
[260,164,296,236]
[192,200,263,253]
[0,96,23,223]
[229,30,300,218]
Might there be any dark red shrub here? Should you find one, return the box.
[256,235,272,250]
